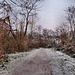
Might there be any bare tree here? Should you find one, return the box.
[0,0,44,38]
[66,6,75,40]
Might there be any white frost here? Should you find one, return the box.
[0,48,75,75]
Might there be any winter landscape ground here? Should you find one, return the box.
[0,48,75,75]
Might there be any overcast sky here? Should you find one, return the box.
[0,0,75,30]
[38,0,75,30]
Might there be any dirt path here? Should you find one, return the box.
[10,49,51,75]
[1,48,75,75]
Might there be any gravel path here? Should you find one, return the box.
[0,48,75,75]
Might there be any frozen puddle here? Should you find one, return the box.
[0,48,75,75]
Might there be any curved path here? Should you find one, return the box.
[7,48,75,75]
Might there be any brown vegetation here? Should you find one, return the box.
[0,0,75,59]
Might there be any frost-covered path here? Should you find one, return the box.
[10,48,51,75]
[0,48,75,75]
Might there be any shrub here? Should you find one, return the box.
[2,37,28,53]
[0,26,28,54]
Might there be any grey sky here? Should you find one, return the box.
[0,0,75,30]
[38,0,75,30]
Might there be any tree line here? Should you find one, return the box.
[0,0,75,58]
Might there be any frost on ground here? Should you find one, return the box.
[0,48,75,75]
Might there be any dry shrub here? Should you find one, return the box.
[0,27,6,60]
[0,26,28,54]
[22,40,28,51]
[28,42,38,48]
[0,50,4,61]
[2,37,28,53]
[27,39,39,49]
